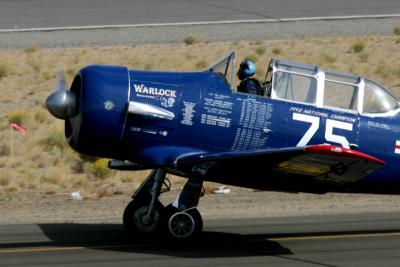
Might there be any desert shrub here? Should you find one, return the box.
[255,46,266,55]
[272,48,281,55]
[352,40,366,53]
[24,44,39,53]
[184,34,199,45]
[0,60,15,79]
[322,53,336,64]
[84,158,110,179]
[144,63,154,70]
[34,108,48,123]
[394,26,400,36]
[7,110,30,125]
[5,185,18,194]
[39,130,67,152]
[0,144,10,156]
[195,60,207,69]
[0,175,10,186]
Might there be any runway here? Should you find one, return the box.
[1,0,400,48]
[2,213,400,266]
[1,0,400,30]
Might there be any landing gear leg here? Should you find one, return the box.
[164,178,204,240]
[123,169,167,237]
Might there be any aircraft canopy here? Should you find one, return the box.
[266,59,399,115]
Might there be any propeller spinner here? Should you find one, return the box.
[45,72,77,120]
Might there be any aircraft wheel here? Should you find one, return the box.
[123,199,164,236]
[164,204,203,240]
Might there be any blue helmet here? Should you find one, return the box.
[238,60,256,79]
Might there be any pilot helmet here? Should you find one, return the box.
[238,60,256,79]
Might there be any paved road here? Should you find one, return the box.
[1,0,400,30]
[1,0,400,48]
[2,213,400,266]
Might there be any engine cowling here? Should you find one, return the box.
[52,65,130,159]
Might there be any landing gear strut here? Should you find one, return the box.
[123,169,204,240]
[123,169,166,236]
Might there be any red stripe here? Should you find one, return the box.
[305,145,385,165]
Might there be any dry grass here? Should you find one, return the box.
[184,34,199,45]
[272,47,281,55]
[352,39,367,53]
[1,35,400,198]
[0,60,15,80]
[255,46,267,55]
[394,26,400,36]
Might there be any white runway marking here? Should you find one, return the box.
[1,14,400,33]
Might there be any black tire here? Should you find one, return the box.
[123,199,164,237]
[163,204,203,241]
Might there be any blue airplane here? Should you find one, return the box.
[46,52,399,240]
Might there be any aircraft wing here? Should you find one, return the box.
[175,145,385,185]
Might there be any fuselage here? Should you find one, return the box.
[118,69,400,193]
[63,64,400,194]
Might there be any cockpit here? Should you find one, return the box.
[268,59,399,115]
[207,51,236,88]
[208,52,400,116]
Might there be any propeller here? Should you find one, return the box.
[45,72,77,120]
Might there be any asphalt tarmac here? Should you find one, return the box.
[1,0,400,30]
[1,0,400,48]
[2,213,400,266]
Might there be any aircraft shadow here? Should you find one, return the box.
[3,223,400,259]
[1,223,291,258]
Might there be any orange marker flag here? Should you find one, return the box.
[10,123,28,136]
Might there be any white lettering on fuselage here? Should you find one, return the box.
[133,84,177,98]
[292,112,353,148]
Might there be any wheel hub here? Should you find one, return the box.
[134,206,159,233]
[168,212,195,239]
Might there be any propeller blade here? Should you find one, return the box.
[54,71,67,92]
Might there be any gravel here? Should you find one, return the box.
[1,17,399,49]
[2,189,400,225]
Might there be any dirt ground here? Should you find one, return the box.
[2,188,400,225]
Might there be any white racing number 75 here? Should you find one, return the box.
[292,113,353,149]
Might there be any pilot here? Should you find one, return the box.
[237,60,264,96]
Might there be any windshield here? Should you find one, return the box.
[208,52,235,89]
[363,79,399,114]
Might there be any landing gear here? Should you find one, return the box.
[123,169,166,236]
[123,169,204,241]
[123,199,164,236]
[165,205,203,239]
